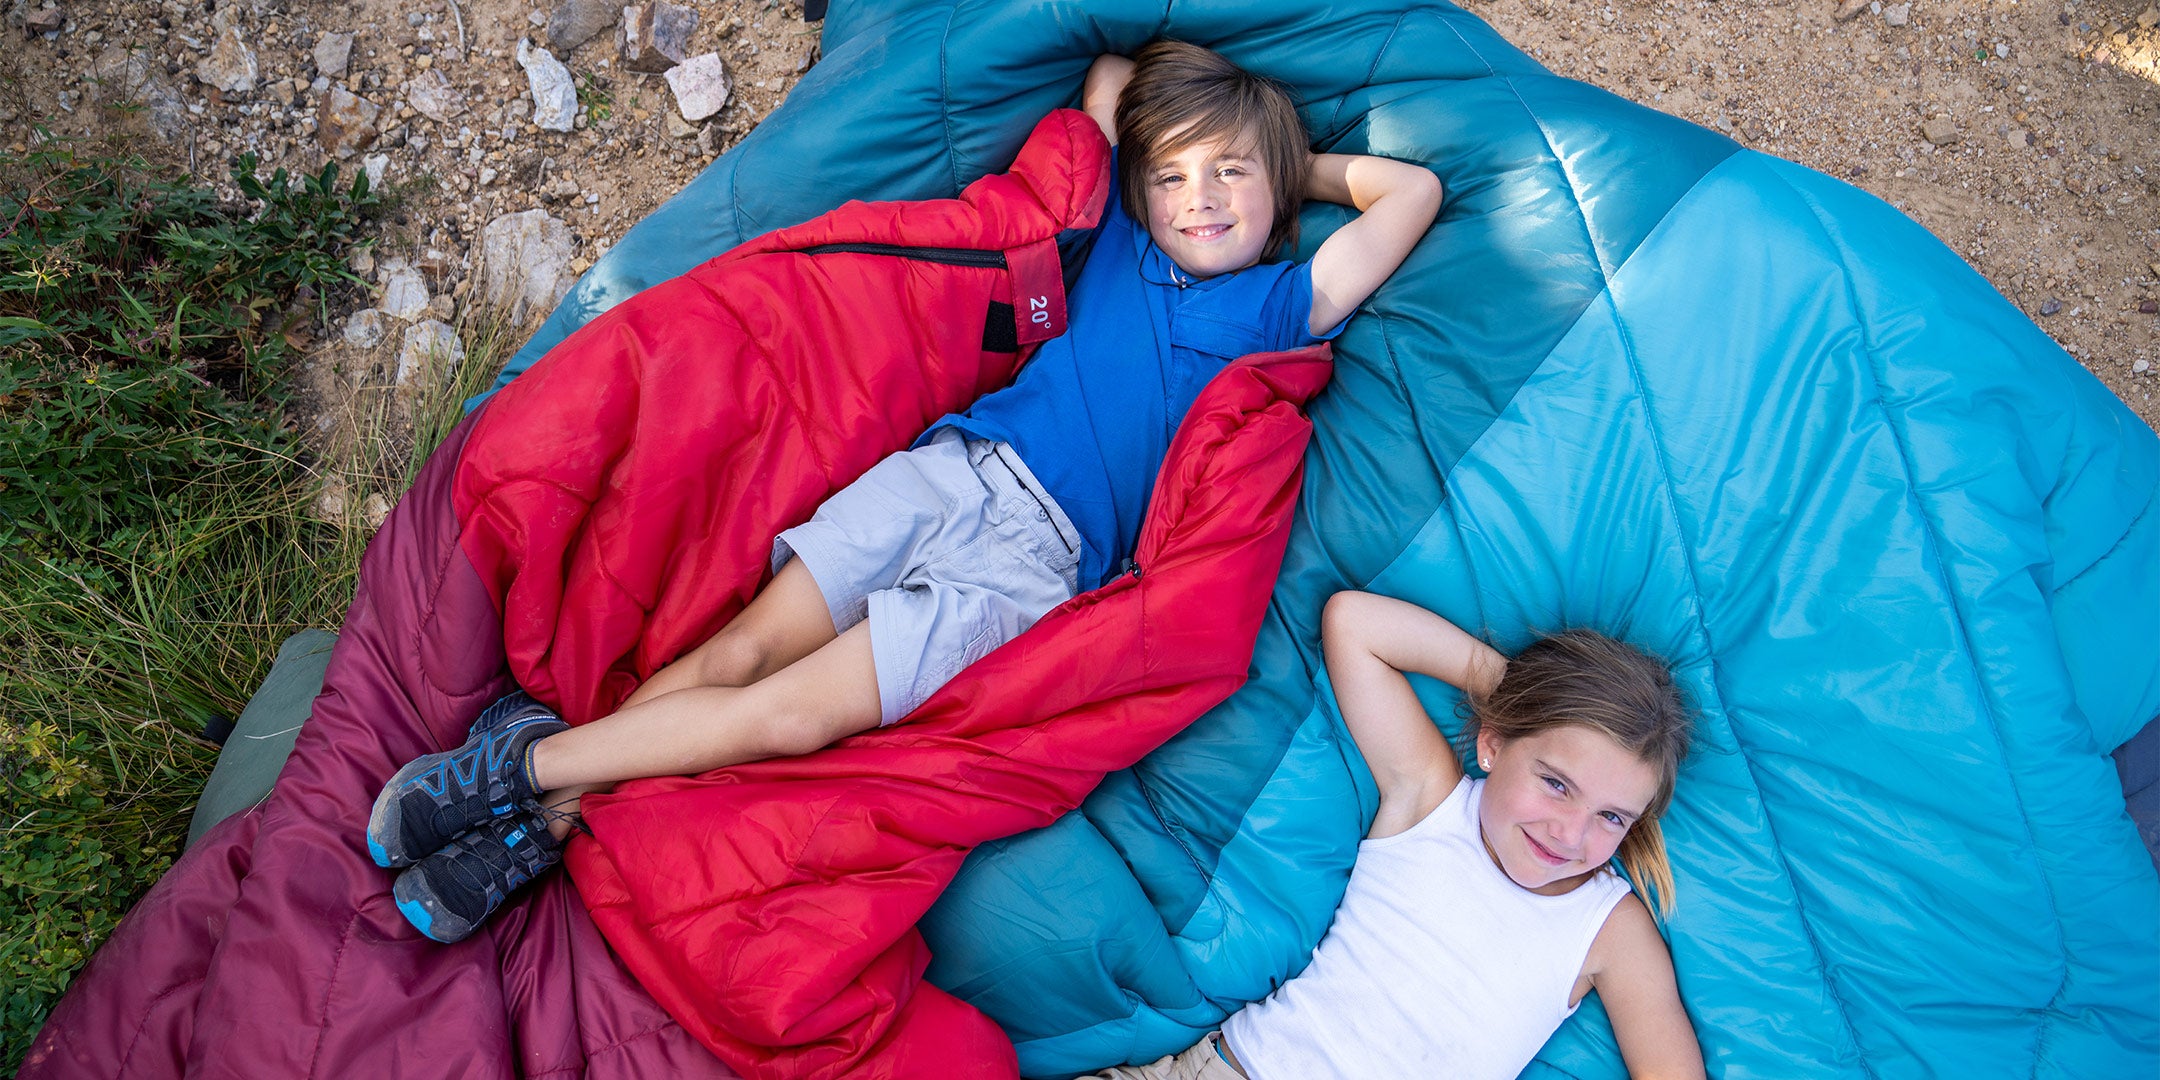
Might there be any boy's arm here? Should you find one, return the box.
[1322,590,1506,838]
[1303,154,1443,336]
[1082,54,1134,145]
[1586,897,1708,1080]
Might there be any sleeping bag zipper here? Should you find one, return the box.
[796,242,1008,268]
[793,239,1069,349]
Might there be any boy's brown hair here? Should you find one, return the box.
[1114,41,1309,261]
[1462,629,1694,918]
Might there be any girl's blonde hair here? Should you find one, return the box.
[1462,629,1693,917]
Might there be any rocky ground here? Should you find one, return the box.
[4,0,2157,443]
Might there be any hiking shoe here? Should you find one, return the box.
[391,812,563,944]
[366,690,567,868]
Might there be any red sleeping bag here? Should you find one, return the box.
[24,110,1330,1080]
[454,108,1332,1078]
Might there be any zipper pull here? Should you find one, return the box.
[1121,557,1144,580]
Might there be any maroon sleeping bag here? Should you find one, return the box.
[23,111,1328,1080]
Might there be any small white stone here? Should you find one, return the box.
[316,481,348,520]
[361,153,390,188]
[396,319,466,387]
[480,208,577,321]
[198,25,259,93]
[343,308,387,348]
[517,38,577,132]
[405,68,467,123]
[360,492,393,530]
[378,259,431,320]
[665,52,730,121]
[2136,359,2153,374]
[314,31,355,78]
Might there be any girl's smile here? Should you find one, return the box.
[1475,724,1661,895]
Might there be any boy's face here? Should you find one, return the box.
[1140,131,1275,279]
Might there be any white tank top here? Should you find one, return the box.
[1220,777,1631,1080]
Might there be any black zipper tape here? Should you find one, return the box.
[796,242,1009,268]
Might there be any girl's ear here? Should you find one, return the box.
[1474,729,1500,772]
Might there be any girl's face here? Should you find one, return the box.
[1140,130,1275,280]
[1473,724,1661,895]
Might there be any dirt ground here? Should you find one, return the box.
[4,0,2157,434]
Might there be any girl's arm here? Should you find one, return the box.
[1582,897,1707,1080]
[1303,154,1443,336]
[1322,591,1506,839]
[1082,54,1134,145]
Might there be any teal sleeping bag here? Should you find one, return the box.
[495,2,2160,1076]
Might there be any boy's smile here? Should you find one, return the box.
[1141,133,1275,280]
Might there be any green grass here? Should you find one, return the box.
[0,132,506,1070]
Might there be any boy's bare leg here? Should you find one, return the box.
[620,557,842,708]
[528,558,854,839]
[526,619,881,819]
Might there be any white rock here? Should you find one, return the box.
[517,38,577,132]
[198,25,259,94]
[91,47,187,142]
[360,492,393,530]
[1884,4,1910,27]
[361,153,390,188]
[343,308,387,348]
[480,209,576,322]
[396,319,466,387]
[665,52,729,122]
[405,68,467,122]
[316,481,348,521]
[378,259,431,321]
[314,31,355,77]
[2136,359,2153,374]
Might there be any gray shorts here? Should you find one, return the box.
[773,431,1083,726]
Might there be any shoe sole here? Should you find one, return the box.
[366,755,433,868]
[393,869,476,944]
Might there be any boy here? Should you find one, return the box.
[370,42,1444,943]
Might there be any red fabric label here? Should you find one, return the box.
[1005,237,1065,345]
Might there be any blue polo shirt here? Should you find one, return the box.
[925,155,1340,591]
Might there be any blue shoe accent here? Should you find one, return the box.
[397,895,435,937]
[392,812,563,944]
[366,690,567,868]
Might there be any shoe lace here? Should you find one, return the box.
[525,796,593,842]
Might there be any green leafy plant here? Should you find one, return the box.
[0,133,400,1071]
[577,72,614,124]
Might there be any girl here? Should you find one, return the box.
[1096,590,1704,1079]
